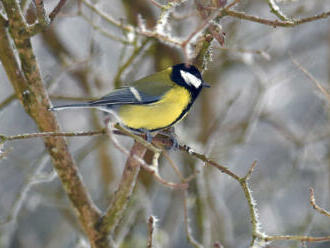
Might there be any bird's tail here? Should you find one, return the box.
[49,103,93,111]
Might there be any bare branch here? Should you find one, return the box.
[147,216,156,248]
[0,93,16,110]
[224,9,330,27]
[0,153,50,225]
[309,188,330,218]
[183,191,204,248]
[95,141,147,243]
[180,145,241,181]
[290,54,330,103]
[0,130,106,144]
[266,0,291,21]
[244,160,257,180]
[262,234,330,243]
[149,0,164,9]
[49,0,68,22]
[0,5,105,246]
[224,0,241,10]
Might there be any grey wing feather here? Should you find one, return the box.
[89,87,160,106]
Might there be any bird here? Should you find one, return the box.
[49,63,210,142]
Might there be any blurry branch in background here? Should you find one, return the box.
[113,38,152,88]
[0,94,16,110]
[184,191,204,248]
[218,47,271,61]
[0,153,54,225]
[213,241,224,248]
[147,216,156,248]
[290,54,330,103]
[309,188,330,218]
[224,9,330,27]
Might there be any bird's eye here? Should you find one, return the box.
[180,70,202,88]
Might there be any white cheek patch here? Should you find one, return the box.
[180,70,202,88]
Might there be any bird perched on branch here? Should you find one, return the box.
[49,63,210,142]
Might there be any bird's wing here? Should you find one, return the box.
[90,70,173,106]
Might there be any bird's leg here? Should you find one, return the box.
[140,129,153,143]
[158,127,179,150]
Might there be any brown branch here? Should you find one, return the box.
[262,234,330,243]
[239,162,261,246]
[49,0,68,22]
[149,0,164,9]
[224,9,330,27]
[0,3,106,247]
[179,145,240,181]
[225,0,241,10]
[309,188,330,218]
[0,93,16,110]
[0,130,106,143]
[95,141,147,245]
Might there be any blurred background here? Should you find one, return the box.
[0,0,329,247]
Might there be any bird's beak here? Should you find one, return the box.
[202,81,211,88]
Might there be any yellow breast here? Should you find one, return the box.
[118,86,191,131]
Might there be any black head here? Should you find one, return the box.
[170,64,210,95]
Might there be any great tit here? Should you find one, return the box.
[49,63,209,139]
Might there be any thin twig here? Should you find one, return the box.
[149,0,164,9]
[0,153,50,225]
[266,0,291,21]
[225,0,241,10]
[224,9,330,27]
[183,191,204,248]
[238,161,262,246]
[81,0,134,32]
[163,151,200,183]
[179,145,241,181]
[218,46,271,60]
[162,151,185,181]
[81,14,133,45]
[244,160,257,180]
[0,93,16,110]
[262,234,330,243]
[290,54,330,103]
[0,130,106,143]
[309,188,330,217]
[49,0,68,21]
[181,8,224,62]
[113,38,152,88]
